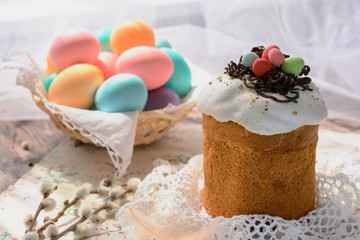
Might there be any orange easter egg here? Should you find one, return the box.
[110,19,155,55]
[48,64,104,108]
[46,53,59,75]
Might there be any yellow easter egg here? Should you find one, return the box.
[48,64,104,108]
[46,53,59,75]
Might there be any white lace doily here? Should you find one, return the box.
[116,154,360,240]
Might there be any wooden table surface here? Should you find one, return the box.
[0,117,359,193]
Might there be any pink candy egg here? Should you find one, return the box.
[268,48,285,66]
[252,58,273,77]
[94,52,118,80]
[115,46,174,90]
[49,28,101,70]
[262,45,279,60]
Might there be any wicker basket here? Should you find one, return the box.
[32,93,195,146]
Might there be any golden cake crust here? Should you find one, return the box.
[202,114,319,219]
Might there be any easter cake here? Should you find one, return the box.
[35,19,194,145]
[197,45,327,219]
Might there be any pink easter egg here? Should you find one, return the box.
[49,28,101,70]
[252,58,273,77]
[94,52,118,80]
[262,45,279,60]
[115,46,174,90]
[268,48,285,66]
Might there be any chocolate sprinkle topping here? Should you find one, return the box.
[225,47,313,103]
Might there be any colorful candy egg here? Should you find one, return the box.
[49,28,101,70]
[110,19,155,55]
[48,64,104,108]
[46,53,59,75]
[144,87,181,111]
[44,72,58,92]
[94,52,118,80]
[281,57,304,76]
[262,45,279,60]
[115,46,174,90]
[95,73,148,112]
[155,36,172,49]
[252,58,273,77]
[242,52,259,68]
[160,48,191,98]
[94,27,113,52]
[268,48,285,66]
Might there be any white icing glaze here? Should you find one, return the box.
[196,74,327,135]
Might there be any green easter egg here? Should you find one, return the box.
[281,57,304,76]
[94,27,113,52]
[88,104,97,110]
[45,73,58,92]
[155,36,172,49]
[160,48,192,98]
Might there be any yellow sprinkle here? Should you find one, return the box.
[258,107,262,110]
[263,111,266,114]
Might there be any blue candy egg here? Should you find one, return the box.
[160,48,192,98]
[95,73,148,112]
[155,36,172,49]
[242,52,259,67]
[44,72,58,92]
[94,27,113,52]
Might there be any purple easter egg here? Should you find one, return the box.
[143,87,181,111]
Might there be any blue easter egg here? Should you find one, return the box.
[95,73,148,112]
[242,52,259,67]
[94,27,113,52]
[44,72,58,92]
[155,36,172,49]
[160,48,192,98]
[144,87,181,111]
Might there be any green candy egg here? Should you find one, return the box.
[281,57,304,76]
[155,36,172,49]
[160,48,192,98]
[94,27,113,52]
[44,72,58,92]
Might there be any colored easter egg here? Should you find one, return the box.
[241,52,259,68]
[46,53,59,75]
[268,48,285,66]
[94,27,113,52]
[95,73,148,112]
[252,58,273,77]
[155,36,172,49]
[44,72,58,92]
[262,45,279,60]
[115,46,174,90]
[281,57,304,76]
[160,48,191,98]
[110,19,155,55]
[49,28,101,70]
[94,52,118,80]
[144,87,181,111]
[48,64,104,108]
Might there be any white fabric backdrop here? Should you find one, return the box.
[0,0,359,121]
